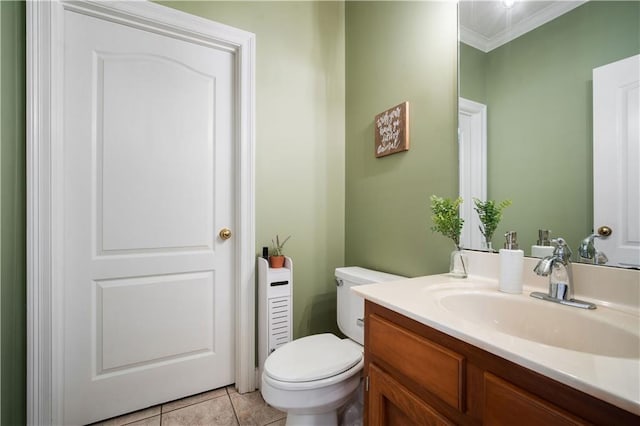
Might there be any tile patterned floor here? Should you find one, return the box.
[93,385,286,426]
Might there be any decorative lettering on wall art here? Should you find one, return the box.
[374,101,409,158]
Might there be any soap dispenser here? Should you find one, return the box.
[499,231,524,294]
[531,229,555,258]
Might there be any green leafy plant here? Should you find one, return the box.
[473,198,512,246]
[430,195,464,250]
[271,234,291,257]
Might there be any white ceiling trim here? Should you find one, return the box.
[460,0,587,52]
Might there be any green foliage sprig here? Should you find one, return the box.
[271,234,291,256]
[473,198,512,244]
[430,195,464,250]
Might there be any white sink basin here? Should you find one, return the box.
[437,290,640,358]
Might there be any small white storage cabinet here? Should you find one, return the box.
[257,256,293,382]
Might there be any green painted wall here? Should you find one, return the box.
[345,1,458,277]
[460,1,639,252]
[160,1,346,338]
[0,1,26,424]
[459,42,487,105]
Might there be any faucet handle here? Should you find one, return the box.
[551,238,572,260]
[578,233,599,259]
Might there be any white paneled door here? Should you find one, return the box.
[28,1,254,425]
[63,10,234,425]
[593,54,640,268]
[28,2,255,424]
[58,5,235,425]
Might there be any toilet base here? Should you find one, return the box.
[286,411,337,426]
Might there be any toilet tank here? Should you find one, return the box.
[335,267,405,345]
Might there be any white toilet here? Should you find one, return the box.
[260,266,404,426]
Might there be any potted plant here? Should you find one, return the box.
[269,234,291,268]
[473,198,512,251]
[430,195,467,278]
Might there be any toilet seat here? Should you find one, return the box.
[263,334,363,390]
[263,357,364,391]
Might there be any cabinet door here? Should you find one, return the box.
[368,364,454,426]
[484,373,587,426]
[368,314,465,411]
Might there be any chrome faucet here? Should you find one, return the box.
[530,238,596,309]
[578,233,608,265]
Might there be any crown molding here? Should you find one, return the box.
[460,1,587,53]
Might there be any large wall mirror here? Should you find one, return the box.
[458,0,639,268]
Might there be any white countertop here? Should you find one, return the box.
[353,273,640,415]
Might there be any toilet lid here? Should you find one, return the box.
[264,334,362,383]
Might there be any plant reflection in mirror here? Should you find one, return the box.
[473,198,512,252]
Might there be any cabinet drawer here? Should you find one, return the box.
[368,314,465,411]
[484,373,587,425]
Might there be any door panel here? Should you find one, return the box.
[97,272,214,373]
[593,54,640,268]
[63,9,234,424]
[98,53,215,252]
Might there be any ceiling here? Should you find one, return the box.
[459,0,587,52]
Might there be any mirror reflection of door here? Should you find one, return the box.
[459,98,487,250]
[593,54,640,268]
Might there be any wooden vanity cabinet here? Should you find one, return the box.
[364,301,639,426]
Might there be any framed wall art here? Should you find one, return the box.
[374,101,409,158]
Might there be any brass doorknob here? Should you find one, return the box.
[219,228,232,240]
[597,226,612,237]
